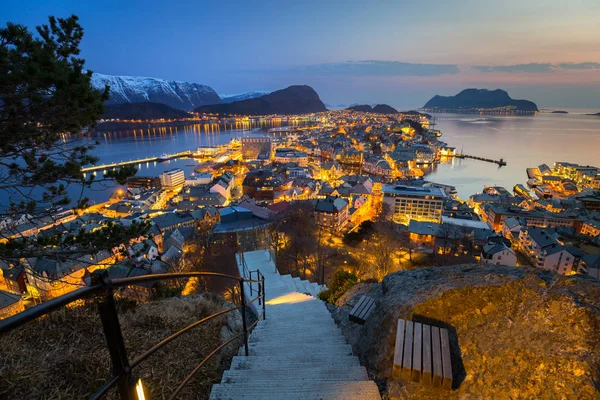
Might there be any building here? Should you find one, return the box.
[160,168,185,190]
[481,242,517,266]
[161,168,185,190]
[242,137,272,161]
[242,169,286,201]
[314,196,349,232]
[185,173,213,186]
[482,204,579,232]
[0,290,24,319]
[518,227,576,275]
[209,172,235,200]
[273,148,308,166]
[581,219,600,237]
[150,212,196,233]
[382,184,445,225]
[24,251,115,302]
[126,176,161,189]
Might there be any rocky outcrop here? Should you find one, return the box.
[332,264,600,399]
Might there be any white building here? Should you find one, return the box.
[209,172,235,200]
[481,242,517,266]
[518,227,575,274]
[185,172,213,186]
[382,184,446,225]
[160,169,185,190]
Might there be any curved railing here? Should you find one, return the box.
[0,270,266,400]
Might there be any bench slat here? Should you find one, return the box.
[431,326,443,387]
[361,302,376,321]
[411,322,422,382]
[349,296,369,323]
[440,328,453,390]
[422,324,432,385]
[358,299,375,318]
[402,320,414,380]
[392,319,405,378]
[349,296,368,316]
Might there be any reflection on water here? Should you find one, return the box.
[428,111,600,198]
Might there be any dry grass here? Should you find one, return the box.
[0,294,243,399]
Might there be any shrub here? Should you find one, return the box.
[318,270,359,304]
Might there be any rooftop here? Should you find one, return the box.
[382,184,446,198]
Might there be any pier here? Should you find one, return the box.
[454,154,507,166]
[81,150,194,173]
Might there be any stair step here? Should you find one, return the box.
[229,355,362,368]
[209,381,381,400]
[221,367,369,383]
[223,250,381,400]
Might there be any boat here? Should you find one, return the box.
[527,178,541,188]
[157,153,170,162]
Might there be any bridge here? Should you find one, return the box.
[454,154,506,166]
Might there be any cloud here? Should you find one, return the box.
[285,61,460,77]
[472,63,554,73]
[558,62,600,70]
[258,60,600,81]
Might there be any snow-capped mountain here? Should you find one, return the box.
[219,91,270,103]
[91,73,222,111]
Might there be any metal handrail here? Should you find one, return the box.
[0,268,266,400]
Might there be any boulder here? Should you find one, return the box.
[333,264,600,399]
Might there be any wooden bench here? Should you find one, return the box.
[348,295,376,325]
[392,319,453,389]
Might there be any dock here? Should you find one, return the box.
[80,149,235,174]
[454,154,506,166]
[81,151,192,173]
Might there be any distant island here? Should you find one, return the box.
[195,85,327,115]
[346,104,398,114]
[585,112,600,116]
[423,89,539,114]
[102,102,189,120]
[551,110,569,114]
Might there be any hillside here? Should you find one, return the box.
[332,264,600,399]
[0,295,242,399]
[92,73,222,111]
[372,104,398,114]
[347,105,375,112]
[220,91,270,103]
[423,89,539,113]
[195,85,327,115]
[346,104,398,114]
[102,102,189,120]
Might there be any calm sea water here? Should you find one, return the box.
[426,109,600,198]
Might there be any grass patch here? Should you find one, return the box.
[0,294,242,399]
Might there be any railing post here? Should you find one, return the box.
[261,275,266,320]
[248,270,253,296]
[257,281,262,306]
[92,271,135,400]
[239,279,249,356]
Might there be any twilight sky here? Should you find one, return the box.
[2,0,600,109]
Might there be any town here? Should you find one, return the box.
[1,109,599,319]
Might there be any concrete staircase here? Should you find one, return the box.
[209,250,380,400]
